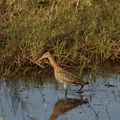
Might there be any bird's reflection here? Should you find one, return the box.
[49,96,88,120]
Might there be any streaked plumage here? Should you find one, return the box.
[54,68,88,89]
[35,52,89,94]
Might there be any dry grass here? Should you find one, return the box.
[0,0,120,74]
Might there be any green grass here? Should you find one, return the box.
[0,0,120,74]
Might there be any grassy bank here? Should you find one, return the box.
[0,0,120,74]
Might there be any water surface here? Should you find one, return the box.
[0,65,120,120]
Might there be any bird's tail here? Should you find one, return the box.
[84,81,89,85]
[76,79,89,85]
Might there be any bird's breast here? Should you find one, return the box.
[54,70,63,83]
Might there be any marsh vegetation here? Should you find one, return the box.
[0,0,120,74]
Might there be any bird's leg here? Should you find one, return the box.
[77,85,84,93]
[64,84,68,96]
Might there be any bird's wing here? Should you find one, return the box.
[54,68,78,84]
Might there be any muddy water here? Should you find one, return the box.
[0,65,120,120]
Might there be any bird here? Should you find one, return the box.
[35,52,89,95]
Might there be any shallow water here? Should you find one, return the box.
[0,65,120,120]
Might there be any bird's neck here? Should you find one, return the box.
[48,55,60,71]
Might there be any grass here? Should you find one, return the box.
[0,0,120,74]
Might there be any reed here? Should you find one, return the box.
[0,0,120,73]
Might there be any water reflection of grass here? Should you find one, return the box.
[0,78,27,119]
[0,0,120,74]
[0,74,60,120]
[3,71,60,91]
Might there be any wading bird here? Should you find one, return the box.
[35,52,89,95]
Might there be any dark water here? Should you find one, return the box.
[0,65,120,120]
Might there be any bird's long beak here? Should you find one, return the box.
[34,56,45,64]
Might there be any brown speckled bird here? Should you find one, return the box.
[35,52,89,95]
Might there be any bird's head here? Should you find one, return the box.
[35,51,51,63]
